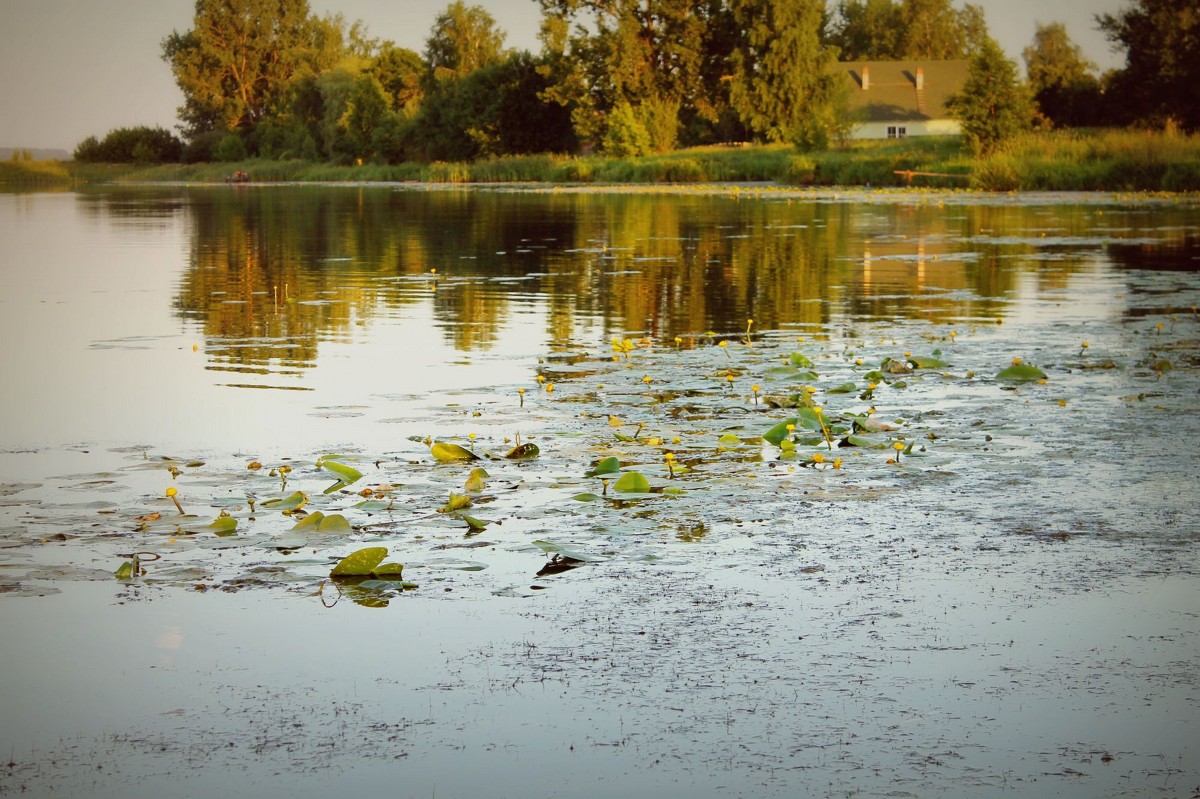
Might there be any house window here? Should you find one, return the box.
[887,126,908,139]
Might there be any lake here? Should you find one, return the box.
[1,184,1198,798]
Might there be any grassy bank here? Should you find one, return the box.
[4,129,1197,192]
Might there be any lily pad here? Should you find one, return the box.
[431,442,479,462]
[506,443,540,460]
[590,456,621,476]
[996,363,1048,382]
[613,471,651,493]
[317,457,363,485]
[330,546,389,577]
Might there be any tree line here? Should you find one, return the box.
[73,0,1199,166]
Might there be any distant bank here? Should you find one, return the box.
[1,148,70,161]
[2,133,1198,193]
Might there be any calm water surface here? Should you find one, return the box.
[1,185,1198,798]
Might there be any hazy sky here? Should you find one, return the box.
[1,0,1126,151]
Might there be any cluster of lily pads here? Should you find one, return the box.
[5,318,1084,605]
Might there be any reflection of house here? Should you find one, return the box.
[838,60,968,140]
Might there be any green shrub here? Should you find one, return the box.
[781,155,817,185]
[604,103,652,158]
[971,155,1021,190]
[73,126,182,163]
[213,134,249,163]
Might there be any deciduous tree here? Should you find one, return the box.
[1022,22,1102,127]
[828,0,988,60]
[162,0,319,135]
[424,1,507,82]
[1098,0,1200,131]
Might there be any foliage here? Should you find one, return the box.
[1098,0,1200,132]
[537,0,730,149]
[728,0,847,149]
[162,0,320,136]
[828,0,989,60]
[603,103,654,157]
[73,126,183,163]
[425,1,507,84]
[1022,22,1103,128]
[946,38,1034,156]
[212,134,249,162]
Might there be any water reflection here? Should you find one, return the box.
[72,186,1200,382]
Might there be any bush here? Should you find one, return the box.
[781,155,817,185]
[73,126,182,163]
[971,155,1021,190]
[213,134,249,162]
[603,103,652,158]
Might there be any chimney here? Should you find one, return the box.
[862,65,870,90]
[916,67,924,90]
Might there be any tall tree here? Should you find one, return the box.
[1098,0,1200,131]
[536,0,720,149]
[946,37,1033,154]
[424,1,507,82]
[162,0,320,135]
[828,0,988,60]
[729,0,847,150]
[371,43,425,113]
[1022,22,1101,127]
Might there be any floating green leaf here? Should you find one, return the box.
[456,512,492,531]
[591,456,621,475]
[996,363,1048,382]
[506,442,540,460]
[114,560,135,580]
[317,457,363,485]
[613,471,651,493]
[764,417,799,446]
[291,511,326,530]
[572,492,604,502]
[431,441,479,462]
[909,356,950,369]
[330,546,388,577]
[206,516,238,536]
[438,493,473,513]
[373,561,404,576]
[261,491,308,512]
[464,467,489,493]
[790,352,813,367]
[827,381,857,394]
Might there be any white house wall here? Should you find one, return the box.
[850,119,962,140]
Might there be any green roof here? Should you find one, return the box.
[837,60,969,122]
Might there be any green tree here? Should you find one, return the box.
[162,0,321,136]
[729,0,846,150]
[371,43,425,113]
[1022,22,1102,127]
[829,0,988,59]
[1098,0,1200,131]
[73,127,183,163]
[424,1,507,82]
[827,0,901,60]
[946,37,1033,154]
[536,0,722,149]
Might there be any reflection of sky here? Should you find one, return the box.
[0,188,1193,459]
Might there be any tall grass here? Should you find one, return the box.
[0,159,73,185]
[21,128,1198,192]
[978,129,1200,191]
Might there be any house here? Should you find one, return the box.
[837,60,969,140]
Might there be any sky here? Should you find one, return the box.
[1,0,1126,151]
